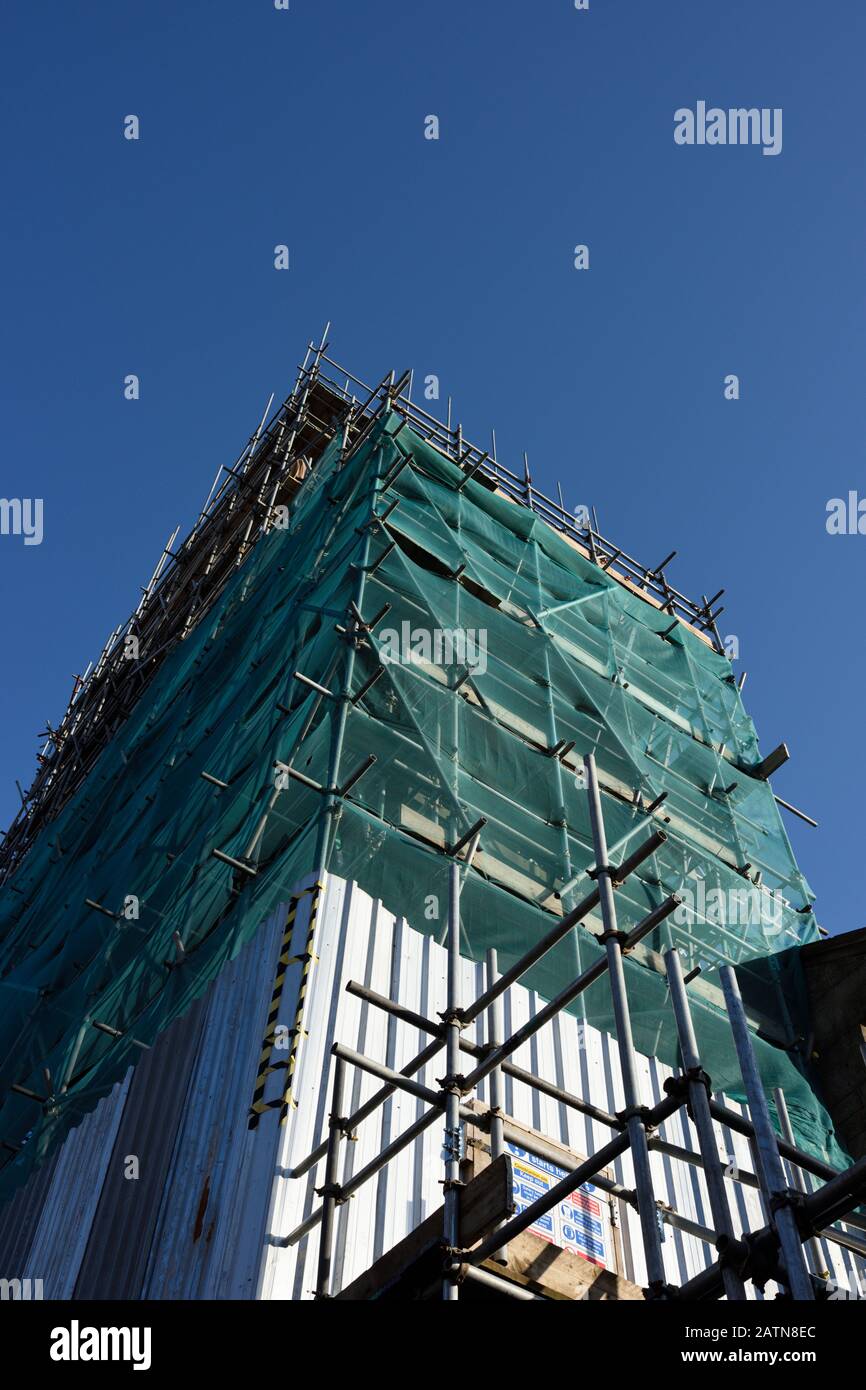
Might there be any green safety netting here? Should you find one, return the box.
[0,411,845,1198]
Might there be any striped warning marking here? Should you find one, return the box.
[247,882,322,1129]
[279,880,322,1124]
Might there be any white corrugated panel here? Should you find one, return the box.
[23,1072,131,1298]
[257,875,864,1300]
[6,871,862,1301]
[140,902,292,1299]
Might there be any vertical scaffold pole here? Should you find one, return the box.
[720,966,814,1300]
[315,443,384,875]
[584,753,667,1294]
[665,948,746,1300]
[486,947,508,1265]
[443,859,463,1300]
[315,1054,346,1299]
[773,1086,826,1278]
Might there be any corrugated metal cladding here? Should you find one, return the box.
[0,896,300,1299]
[260,877,864,1300]
[0,873,861,1300]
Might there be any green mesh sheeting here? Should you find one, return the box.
[0,409,845,1198]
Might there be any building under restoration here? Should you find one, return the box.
[0,333,863,1300]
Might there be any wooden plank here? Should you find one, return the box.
[336,1152,515,1300]
[483,1231,643,1301]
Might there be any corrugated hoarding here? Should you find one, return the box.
[0,873,861,1301]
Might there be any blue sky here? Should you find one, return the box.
[2,0,864,936]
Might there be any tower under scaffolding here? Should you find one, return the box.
[0,332,863,1300]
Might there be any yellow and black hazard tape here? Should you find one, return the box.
[279,879,323,1124]
[248,893,304,1129]
[247,881,323,1130]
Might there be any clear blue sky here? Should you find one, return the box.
[2,1,864,936]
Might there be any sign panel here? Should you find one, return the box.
[506,1141,610,1268]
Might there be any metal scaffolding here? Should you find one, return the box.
[1,331,727,884]
[279,756,866,1301]
[0,331,852,1284]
